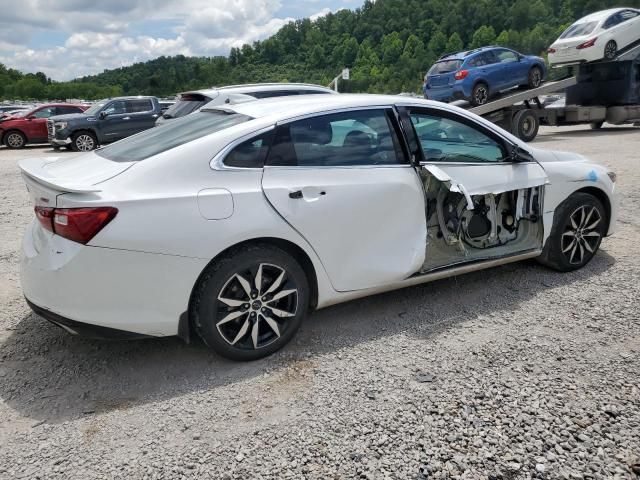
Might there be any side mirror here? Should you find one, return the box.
[26,115,35,120]
[99,111,108,119]
[509,145,534,162]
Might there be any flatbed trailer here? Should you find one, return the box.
[452,43,640,142]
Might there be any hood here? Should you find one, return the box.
[531,147,589,164]
[49,112,91,122]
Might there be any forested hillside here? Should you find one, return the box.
[2,0,639,100]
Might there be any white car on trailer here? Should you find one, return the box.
[20,94,619,360]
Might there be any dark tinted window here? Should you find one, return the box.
[97,111,250,162]
[127,99,153,113]
[161,94,212,119]
[266,109,406,167]
[249,90,299,99]
[428,60,462,74]
[468,52,497,67]
[103,100,127,115]
[224,131,273,168]
[56,106,83,115]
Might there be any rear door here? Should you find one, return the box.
[474,51,504,91]
[125,99,158,134]
[261,107,428,292]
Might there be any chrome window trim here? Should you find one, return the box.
[210,125,275,171]
[264,164,414,170]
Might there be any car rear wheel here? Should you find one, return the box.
[71,131,97,152]
[512,109,539,142]
[191,244,309,361]
[604,40,617,60]
[590,121,604,130]
[4,131,26,149]
[528,66,543,88]
[538,193,607,272]
[471,83,489,106]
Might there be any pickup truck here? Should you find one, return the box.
[48,96,161,151]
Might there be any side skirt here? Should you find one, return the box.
[318,249,541,308]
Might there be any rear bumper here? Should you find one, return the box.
[26,298,151,340]
[424,83,469,102]
[20,220,207,338]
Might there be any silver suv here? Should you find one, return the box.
[156,83,336,125]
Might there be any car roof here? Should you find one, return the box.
[439,46,502,61]
[180,83,336,98]
[577,8,626,23]
[209,93,447,121]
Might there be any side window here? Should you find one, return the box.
[409,111,506,163]
[103,101,127,115]
[127,99,153,113]
[56,106,82,115]
[248,90,299,99]
[266,109,407,167]
[620,9,639,21]
[33,107,56,118]
[224,131,273,168]
[604,14,622,29]
[496,49,518,63]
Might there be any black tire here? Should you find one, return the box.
[590,121,604,130]
[471,82,489,106]
[538,193,607,272]
[52,146,61,151]
[3,130,26,149]
[191,244,310,361]
[528,66,543,88]
[604,40,617,60]
[71,131,97,152]
[511,109,539,142]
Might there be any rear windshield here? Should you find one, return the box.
[428,60,462,75]
[560,21,598,38]
[161,93,212,119]
[96,111,250,162]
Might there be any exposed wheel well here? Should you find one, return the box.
[575,186,611,233]
[189,237,319,314]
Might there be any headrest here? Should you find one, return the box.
[290,118,332,145]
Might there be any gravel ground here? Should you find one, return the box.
[0,126,639,480]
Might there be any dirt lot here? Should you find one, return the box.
[0,126,639,479]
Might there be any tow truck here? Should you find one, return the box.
[453,43,640,141]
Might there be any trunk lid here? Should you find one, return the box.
[19,153,134,207]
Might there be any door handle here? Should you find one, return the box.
[123,116,130,120]
[289,190,303,199]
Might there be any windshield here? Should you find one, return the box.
[560,21,598,38]
[83,101,109,116]
[161,93,213,119]
[12,110,29,118]
[428,60,463,75]
[96,110,251,162]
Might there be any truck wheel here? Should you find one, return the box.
[590,121,604,130]
[604,41,617,60]
[71,131,97,152]
[512,110,539,142]
[4,130,26,149]
[471,83,489,106]
[528,66,543,88]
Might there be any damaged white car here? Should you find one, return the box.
[20,95,619,360]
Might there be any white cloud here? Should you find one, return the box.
[0,0,330,80]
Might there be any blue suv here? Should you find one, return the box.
[423,46,547,106]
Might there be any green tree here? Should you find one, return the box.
[445,32,464,53]
[470,25,496,48]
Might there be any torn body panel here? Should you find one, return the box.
[419,164,545,272]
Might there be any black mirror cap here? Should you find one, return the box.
[510,145,534,162]
[99,111,108,119]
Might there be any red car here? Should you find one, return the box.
[0,103,88,149]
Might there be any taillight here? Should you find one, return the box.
[454,70,469,80]
[34,206,55,233]
[547,47,557,54]
[577,38,597,49]
[34,206,117,244]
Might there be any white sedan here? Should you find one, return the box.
[548,8,640,66]
[20,95,619,360]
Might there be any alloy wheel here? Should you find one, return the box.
[6,133,24,148]
[474,86,488,105]
[76,134,95,151]
[215,263,298,350]
[531,69,542,87]
[604,41,617,59]
[561,205,602,265]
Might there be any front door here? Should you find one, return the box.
[261,108,428,292]
[99,100,131,141]
[25,106,57,143]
